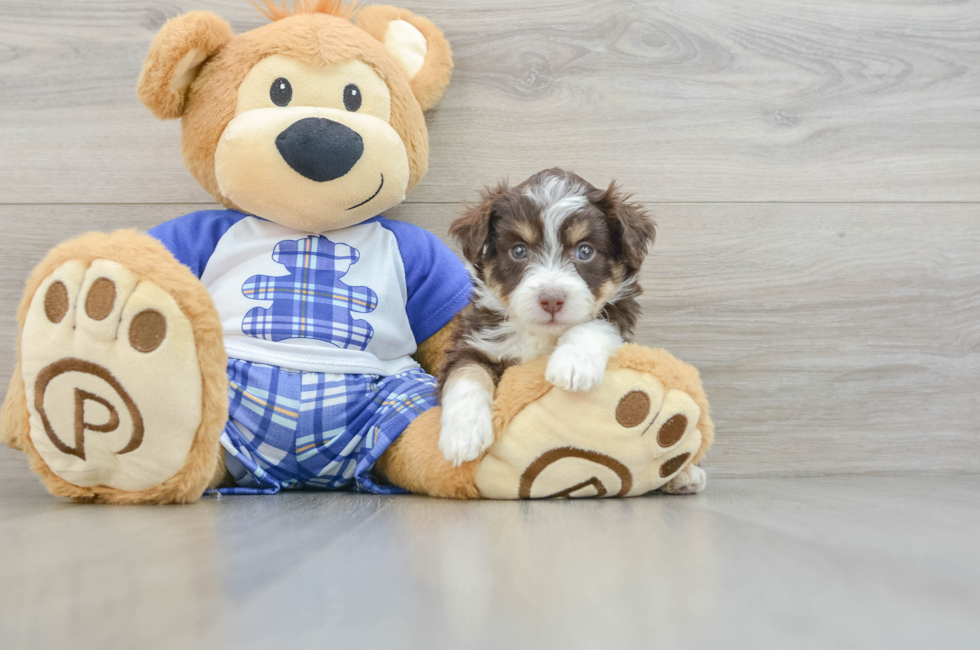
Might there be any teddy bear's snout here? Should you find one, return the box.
[275,117,364,182]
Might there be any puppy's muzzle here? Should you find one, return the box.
[276,117,364,182]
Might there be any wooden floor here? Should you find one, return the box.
[1,446,978,649]
[1,0,979,646]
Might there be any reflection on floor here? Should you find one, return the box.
[0,447,977,649]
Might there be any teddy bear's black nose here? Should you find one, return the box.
[276,117,364,182]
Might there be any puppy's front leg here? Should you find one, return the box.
[439,364,496,466]
[546,320,623,392]
[661,465,707,495]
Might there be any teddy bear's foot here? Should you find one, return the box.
[476,345,714,499]
[2,231,228,504]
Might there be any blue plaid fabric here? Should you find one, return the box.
[211,359,438,495]
[241,235,379,350]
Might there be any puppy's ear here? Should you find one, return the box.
[137,12,234,120]
[450,182,509,265]
[356,6,453,110]
[594,182,656,274]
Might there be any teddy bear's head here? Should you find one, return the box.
[137,1,452,232]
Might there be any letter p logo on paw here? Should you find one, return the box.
[33,358,144,461]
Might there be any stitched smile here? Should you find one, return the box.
[347,174,384,211]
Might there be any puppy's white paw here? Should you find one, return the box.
[439,378,495,466]
[545,345,609,392]
[439,408,495,467]
[661,464,707,495]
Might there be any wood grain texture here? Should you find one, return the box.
[0,0,977,479]
[0,0,979,203]
[1,449,978,649]
[2,202,978,477]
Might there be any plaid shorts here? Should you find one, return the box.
[211,359,439,495]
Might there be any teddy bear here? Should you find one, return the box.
[0,0,714,504]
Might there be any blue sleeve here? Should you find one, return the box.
[377,218,473,344]
[148,210,248,278]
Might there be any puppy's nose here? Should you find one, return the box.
[538,290,567,315]
[276,117,363,182]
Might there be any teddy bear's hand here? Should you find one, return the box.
[439,375,495,466]
[661,464,707,495]
[545,321,623,392]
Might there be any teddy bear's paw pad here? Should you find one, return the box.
[477,367,704,499]
[20,260,203,491]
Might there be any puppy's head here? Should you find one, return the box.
[451,168,656,334]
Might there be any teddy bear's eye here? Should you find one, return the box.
[270,77,292,107]
[343,84,362,112]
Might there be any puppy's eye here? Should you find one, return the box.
[344,84,362,112]
[270,78,292,106]
[511,243,529,260]
[576,243,595,261]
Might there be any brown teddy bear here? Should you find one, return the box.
[0,1,713,504]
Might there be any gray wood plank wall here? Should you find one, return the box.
[1,0,978,477]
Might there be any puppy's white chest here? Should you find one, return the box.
[466,322,559,366]
[498,329,558,365]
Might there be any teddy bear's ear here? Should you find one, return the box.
[356,6,453,111]
[137,12,234,120]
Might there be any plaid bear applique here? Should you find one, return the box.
[241,236,379,350]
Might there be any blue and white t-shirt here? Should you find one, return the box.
[149,210,472,376]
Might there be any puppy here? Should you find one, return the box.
[438,168,656,466]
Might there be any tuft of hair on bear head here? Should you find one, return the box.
[251,0,359,22]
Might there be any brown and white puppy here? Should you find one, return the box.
[438,168,656,465]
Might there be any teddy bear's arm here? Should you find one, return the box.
[412,315,460,378]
